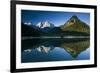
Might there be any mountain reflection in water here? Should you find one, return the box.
[21,38,90,63]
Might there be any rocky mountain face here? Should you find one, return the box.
[61,15,90,34]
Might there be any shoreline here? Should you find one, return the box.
[21,36,90,40]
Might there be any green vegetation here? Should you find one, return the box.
[61,15,90,34]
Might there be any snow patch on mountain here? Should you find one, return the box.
[36,21,54,28]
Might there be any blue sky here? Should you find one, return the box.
[21,10,90,26]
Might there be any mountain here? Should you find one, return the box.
[22,15,90,37]
[21,23,40,37]
[61,15,90,34]
[34,21,55,32]
[36,21,54,29]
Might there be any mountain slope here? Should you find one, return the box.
[21,23,40,36]
[61,15,90,34]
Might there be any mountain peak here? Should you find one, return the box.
[69,15,79,22]
[65,15,80,25]
[71,15,78,19]
[36,21,54,28]
[43,21,49,24]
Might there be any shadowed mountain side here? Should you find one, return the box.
[42,27,90,36]
[22,23,89,36]
[60,40,90,58]
[21,23,40,36]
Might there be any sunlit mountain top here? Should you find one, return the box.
[36,21,55,28]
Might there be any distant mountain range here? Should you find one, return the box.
[22,15,90,37]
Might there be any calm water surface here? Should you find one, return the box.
[21,38,90,63]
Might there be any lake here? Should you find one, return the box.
[21,38,90,63]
